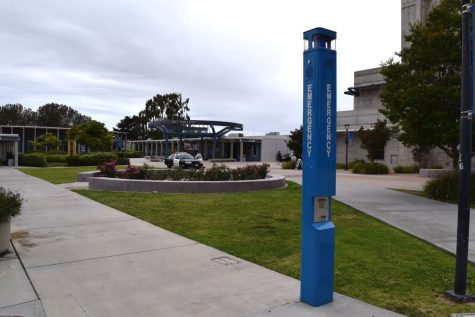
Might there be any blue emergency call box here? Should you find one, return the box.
[300,27,337,307]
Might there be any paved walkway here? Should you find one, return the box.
[0,167,403,317]
[268,166,475,263]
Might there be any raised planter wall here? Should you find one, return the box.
[419,169,452,178]
[88,174,286,193]
[77,171,99,182]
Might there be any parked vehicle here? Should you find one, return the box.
[164,152,203,169]
[281,153,292,162]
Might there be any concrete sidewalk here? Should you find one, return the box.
[269,166,475,263]
[0,167,403,317]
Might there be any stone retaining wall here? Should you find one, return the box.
[419,169,452,178]
[87,174,286,193]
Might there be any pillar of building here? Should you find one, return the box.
[240,140,244,162]
[230,140,234,159]
[14,140,18,167]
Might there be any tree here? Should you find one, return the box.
[114,115,146,140]
[67,120,112,152]
[29,133,61,151]
[357,120,393,163]
[115,93,191,140]
[36,103,91,127]
[380,0,460,168]
[0,104,36,125]
[286,126,302,158]
[144,93,190,122]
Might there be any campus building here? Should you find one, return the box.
[129,133,290,162]
[335,0,450,169]
[0,125,70,153]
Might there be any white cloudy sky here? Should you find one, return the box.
[0,0,400,135]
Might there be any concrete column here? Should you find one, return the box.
[14,140,18,167]
[22,127,25,153]
[221,142,225,159]
[240,140,244,162]
[230,141,234,159]
[160,142,163,156]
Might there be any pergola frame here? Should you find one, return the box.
[148,119,243,157]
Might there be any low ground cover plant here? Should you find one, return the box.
[423,171,475,203]
[352,162,389,174]
[18,153,47,167]
[393,165,420,173]
[281,160,296,169]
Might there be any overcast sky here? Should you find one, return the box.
[0,0,400,135]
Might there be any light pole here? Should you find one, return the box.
[344,124,350,170]
[446,0,474,303]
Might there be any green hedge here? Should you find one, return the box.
[352,162,389,174]
[115,150,144,158]
[281,161,296,169]
[19,153,47,167]
[66,152,118,166]
[423,171,475,203]
[393,165,420,173]
[46,154,68,163]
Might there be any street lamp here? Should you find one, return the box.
[344,124,350,170]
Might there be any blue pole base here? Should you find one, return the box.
[445,290,475,303]
[300,221,335,307]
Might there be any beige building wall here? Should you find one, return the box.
[336,0,450,170]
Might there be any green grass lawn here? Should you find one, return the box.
[73,182,475,317]
[18,166,128,184]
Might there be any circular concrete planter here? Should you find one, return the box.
[0,218,11,256]
[88,174,286,193]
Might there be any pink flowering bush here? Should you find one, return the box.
[97,159,118,178]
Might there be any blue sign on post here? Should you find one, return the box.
[301,27,337,307]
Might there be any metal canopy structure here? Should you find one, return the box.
[148,119,243,157]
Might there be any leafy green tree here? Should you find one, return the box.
[114,115,146,140]
[115,93,191,140]
[380,0,460,168]
[67,120,112,152]
[29,133,61,151]
[36,103,91,127]
[0,104,36,125]
[286,126,302,158]
[144,93,190,121]
[357,120,393,163]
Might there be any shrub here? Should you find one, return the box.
[393,165,420,173]
[45,154,68,163]
[117,158,130,165]
[19,153,47,167]
[203,164,231,181]
[232,164,269,180]
[115,151,144,158]
[0,187,23,223]
[66,152,118,166]
[348,160,365,169]
[281,161,296,169]
[46,150,66,155]
[120,164,149,179]
[352,162,389,174]
[336,163,346,169]
[97,160,118,178]
[422,171,475,203]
